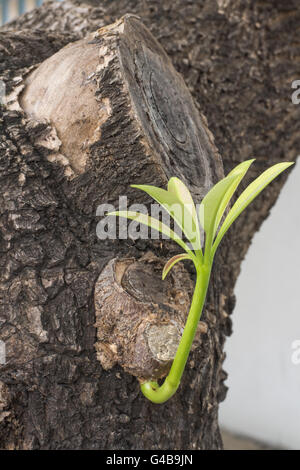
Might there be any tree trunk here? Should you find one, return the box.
[0,0,299,450]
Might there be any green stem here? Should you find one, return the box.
[140,263,212,404]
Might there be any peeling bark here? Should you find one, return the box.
[0,0,299,450]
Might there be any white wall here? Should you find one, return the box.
[219,159,300,450]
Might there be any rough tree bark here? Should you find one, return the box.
[0,0,299,450]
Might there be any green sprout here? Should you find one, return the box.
[108,159,293,404]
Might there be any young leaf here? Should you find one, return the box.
[213,159,255,235]
[131,184,199,254]
[107,210,196,260]
[162,253,192,280]
[211,161,294,257]
[199,173,243,251]
[168,177,202,256]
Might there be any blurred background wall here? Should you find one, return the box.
[220,158,300,450]
[0,0,51,25]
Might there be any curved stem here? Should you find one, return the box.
[140,263,212,404]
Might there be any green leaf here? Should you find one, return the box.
[213,159,255,235]
[199,173,243,250]
[107,210,196,260]
[212,161,294,257]
[131,184,200,254]
[167,177,202,256]
[162,253,192,280]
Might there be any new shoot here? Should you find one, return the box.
[108,159,293,404]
